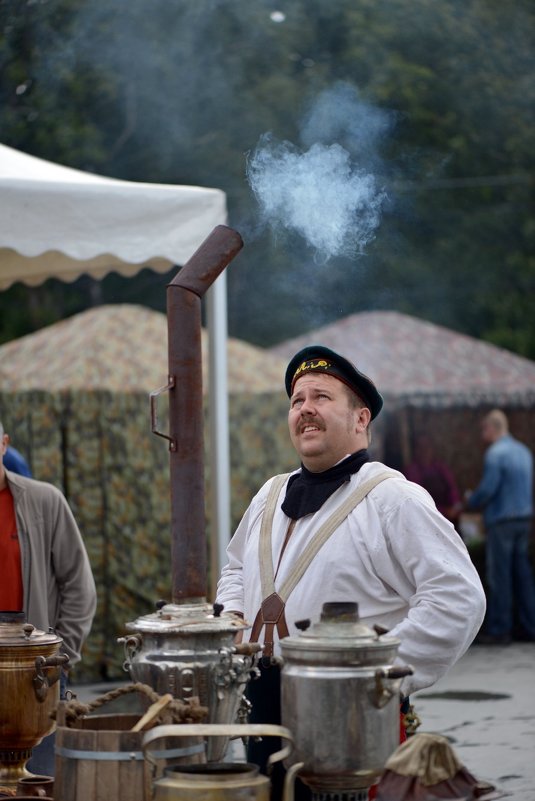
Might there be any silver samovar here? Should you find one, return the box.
[119,226,259,763]
[120,603,259,762]
[280,601,413,801]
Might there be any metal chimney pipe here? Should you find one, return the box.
[127,227,254,762]
[165,225,243,603]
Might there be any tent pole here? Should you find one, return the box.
[207,272,231,600]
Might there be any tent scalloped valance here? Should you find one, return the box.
[0,143,227,289]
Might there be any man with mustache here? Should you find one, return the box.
[216,345,486,800]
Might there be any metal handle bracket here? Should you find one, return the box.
[150,376,176,451]
[33,653,70,702]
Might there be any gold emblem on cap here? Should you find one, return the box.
[293,358,331,381]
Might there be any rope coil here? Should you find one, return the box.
[53,682,208,727]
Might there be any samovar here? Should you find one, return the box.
[119,225,258,762]
[0,611,69,786]
[120,602,259,762]
[280,601,413,800]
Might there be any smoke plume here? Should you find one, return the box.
[246,83,392,261]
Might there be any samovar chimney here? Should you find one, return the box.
[121,226,261,763]
[164,224,243,603]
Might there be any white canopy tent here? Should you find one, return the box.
[0,142,227,287]
[0,142,234,583]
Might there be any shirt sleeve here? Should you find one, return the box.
[216,476,282,616]
[373,493,486,695]
[215,501,254,615]
[50,491,97,665]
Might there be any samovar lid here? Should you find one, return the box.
[125,600,249,635]
[0,611,63,647]
[280,601,400,654]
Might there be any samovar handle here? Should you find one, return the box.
[33,653,70,702]
[232,641,263,656]
[383,665,414,680]
[117,633,142,671]
[142,723,294,798]
[372,664,414,709]
[283,761,305,801]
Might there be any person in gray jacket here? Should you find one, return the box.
[1,419,97,774]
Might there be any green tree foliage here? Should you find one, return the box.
[0,0,533,357]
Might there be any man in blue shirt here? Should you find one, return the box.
[3,444,32,477]
[467,409,535,644]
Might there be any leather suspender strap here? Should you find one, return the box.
[259,473,290,600]
[249,591,290,656]
[250,473,291,655]
[251,470,398,654]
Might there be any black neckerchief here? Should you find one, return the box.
[281,449,370,520]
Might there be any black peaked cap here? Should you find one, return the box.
[285,345,384,420]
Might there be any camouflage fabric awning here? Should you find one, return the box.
[270,311,535,408]
[0,304,286,394]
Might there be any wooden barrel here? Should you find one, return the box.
[54,711,205,801]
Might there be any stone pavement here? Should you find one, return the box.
[70,641,535,800]
[412,642,535,801]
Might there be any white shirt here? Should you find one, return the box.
[216,461,486,696]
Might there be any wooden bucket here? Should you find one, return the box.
[54,707,206,801]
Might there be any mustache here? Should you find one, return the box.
[298,416,325,432]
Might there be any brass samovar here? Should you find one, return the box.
[0,611,68,786]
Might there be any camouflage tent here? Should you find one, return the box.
[0,305,293,680]
[0,303,286,393]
